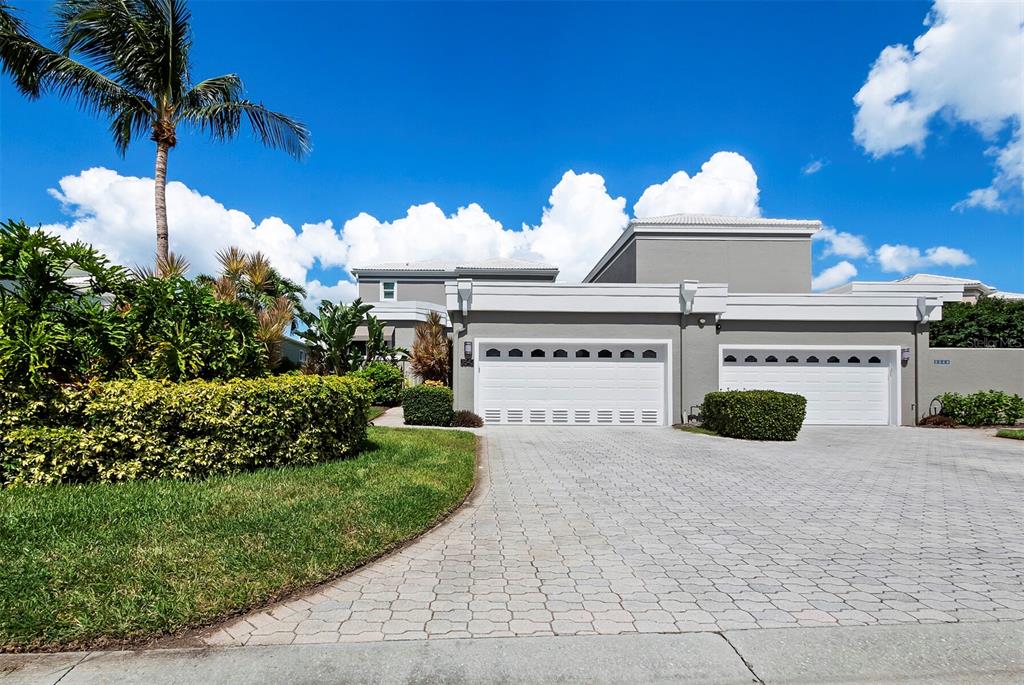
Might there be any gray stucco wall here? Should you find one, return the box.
[590,241,637,283]
[451,312,683,421]
[635,238,812,292]
[921,347,1024,410]
[357,280,447,305]
[681,318,921,426]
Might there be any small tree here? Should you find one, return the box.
[409,311,450,384]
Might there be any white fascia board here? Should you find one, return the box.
[461,282,685,314]
[721,293,943,322]
[836,281,965,303]
[370,301,450,326]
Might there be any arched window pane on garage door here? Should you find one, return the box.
[848,356,861,363]
[724,354,737,363]
[485,348,500,358]
[508,348,523,358]
[806,356,819,363]
[553,349,567,358]
[643,349,657,359]
[531,349,545,358]
[575,349,590,358]
[598,349,612,358]
[765,355,778,363]
[786,355,799,363]
[620,350,635,358]
[744,355,757,363]
[827,356,840,364]
[869,356,881,364]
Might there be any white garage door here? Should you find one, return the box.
[718,348,897,425]
[476,341,669,426]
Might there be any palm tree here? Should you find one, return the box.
[0,0,310,264]
[409,311,450,384]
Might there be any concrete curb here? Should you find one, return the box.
[4,622,1022,684]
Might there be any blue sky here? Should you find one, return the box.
[1,1,1021,297]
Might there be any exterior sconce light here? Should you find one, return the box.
[901,347,911,367]
[697,317,707,328]
[461,340,474,367]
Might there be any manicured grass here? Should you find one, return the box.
[368,405,387,421]
[676,425,720,437]
[0,427,476,652]
[996,428,1024,440]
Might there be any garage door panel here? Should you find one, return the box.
[478,353,667,426]
[719,351,893,426]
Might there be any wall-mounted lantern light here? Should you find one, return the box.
[901,347,911,367]
[463,341,473,359]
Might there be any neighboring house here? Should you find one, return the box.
[353,214,1022,428]
[831,273,1024,303]
[280,336,308,367]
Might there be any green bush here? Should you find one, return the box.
[938,390,1024,426]
[402,383,453,426]
[702,390,807,441]
[0,375,371,487]
[930,298,1024,348]
[352,362,405,406]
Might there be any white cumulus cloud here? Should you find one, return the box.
[853,0,1024,210]
[812,261,858,291]
[633,151,761,218]
[812,227,870,260]
[875,243,974,273]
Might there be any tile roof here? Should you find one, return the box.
[630,213,822,228]
[351,258,557,273]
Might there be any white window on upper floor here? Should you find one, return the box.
[381,281,397,301]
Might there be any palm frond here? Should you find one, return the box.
[181,99,311,158]
[0,1,27,35]
[178,72,242,111]
[110,101,153,154]
[156,251,189,278]
[215,245,247,278]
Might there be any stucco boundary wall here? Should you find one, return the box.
[921,348,1024,412]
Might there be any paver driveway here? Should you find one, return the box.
[205,426,1024,646]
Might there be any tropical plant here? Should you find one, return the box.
[0,219,132,395]
[930,298,1024,348]
[409,311,450,384]
[351,361,405,406]
[297,298,404,376]
[122,273,265,381]
[0,0,310,264]
[200,247,307,368]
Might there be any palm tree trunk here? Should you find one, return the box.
[154,141,170,264]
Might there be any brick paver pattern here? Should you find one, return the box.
[205,426,1024,645]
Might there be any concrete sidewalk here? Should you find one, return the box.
[4,621,1022,684]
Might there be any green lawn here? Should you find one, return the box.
[996,428,1024,440]
[368,405,387,421]
[0,427,476,652]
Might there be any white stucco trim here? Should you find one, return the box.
[370,300,449,325]
[718,344,902,426]
[473,337,674,426]
[721,293,943,322]
[828,281,965,303]
[447,281,688,314]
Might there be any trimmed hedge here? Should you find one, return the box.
[938,390,1024,426]
[402,383,454,426]
[452,410,484,428]
[702,390,807,441]
[0,375,371,487]
[351,362,405,406]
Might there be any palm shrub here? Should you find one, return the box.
[0,0,310,264]
[409,311,450,383]
[200,247,307,368]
